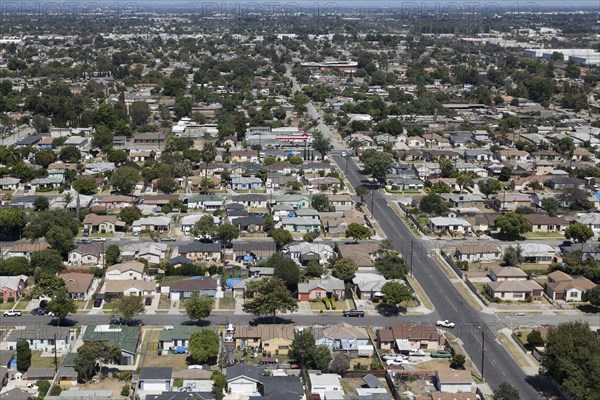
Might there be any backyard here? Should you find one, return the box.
[31,350,63,369]
[140,329,190,370]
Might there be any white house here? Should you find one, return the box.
[6,327,72,352]
[435,370,475,393]
[105,261,145,280]
[577,213,600,233]
[132,216,171,233]
[139,367,172,393]
[103,279,155,299]
[285,242,334,265]
[309,373,343,399]
[428,217,471,234]
[227,365,263,394]
[454,244,501,263]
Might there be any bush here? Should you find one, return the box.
[115,371,132,381]
[36,380,50,397]
[49,385,62,396]
[0,298,3,304]
[121,385,130,397]
[7,297,14,303]
[173,377,184,387]
[527,330,545,347]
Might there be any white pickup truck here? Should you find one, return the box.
[436,320,455,328]
[3,310,22,317]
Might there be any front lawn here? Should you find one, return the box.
[31,350,63,369]
[219,297,235,310]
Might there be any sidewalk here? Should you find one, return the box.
[498,327,540,376]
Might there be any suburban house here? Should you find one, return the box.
[105,261,145,280]
[523,214,569,233]
[489,266,528,282]
[177,242,222,262]
[6,327,71,352]
[0,177,19,190]
[185,195,225,210]
[82,214,125,233]
[93,195,137,210]
[0,275,27,302]
[233,325,295,357]
[312,322,370,351]
[273,195,310,210]
[577,213,600,233]
[227,365,263,394]
[281,217,321,234]
[231,176,263,191]
[103,279,156,299]
[435,370,475,394]
[67,243,105,266]
[234,216,265,233]
[486,280,543,301]
[518,243,557,264]
[158,326,215,352]
[168,278,219,300]
[297,276,345,301]
[546,176,585,190]
[352,273,387,300]
[428,217,471,235]
[546,270,596,302]
[454,244,501,263]
[493,193,532,211]
[83,325,140,365]
[337,242,380,269]
[139,367,172,393]
[7,242,51,260]
[60,272,94,300]
[309,373,343,399]
[328,194,354,211]
[376,322,444,352]
[285,242,334,265]
[132,216,171,233]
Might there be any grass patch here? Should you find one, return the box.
[407,275,433,310]
[0,302,17,310]
[309,301,326,310]
[341,378,368,395]
[158,294,171,310]
[218,297,235,310]
[140,329,190,370]
[498,332,531,368]
[160,276,187,287]
[103,303,114,311]
[453,282,484,311]
[31,350,63,369]
[13,300,29,310]
[75,301,88,311]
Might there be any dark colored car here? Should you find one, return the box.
[93,298,103,308]
[39,299,48,308]
[343,309,365,317]
[145,297,152,306]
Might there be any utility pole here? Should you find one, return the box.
[54,333,58,373]
[410,240,414,276]
[370,189,375,219]
[345,154,348,175]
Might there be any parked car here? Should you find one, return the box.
[31,308,45,316]
[144,297,152,306]
[386,358,405,366]
[92,237,106,242]
[408,349,426,357]
[343,309,364,318]
[39,299,48,308]
[161,237,176,242]
[93,298,102,308]
[3,310,21,317]
[430,350,452,359]
[77,239,92,244]
[436,320,455,328]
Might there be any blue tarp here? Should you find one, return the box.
[288,212,296,218]
[226,277,244,288]
[244,255,254,261]
[173,346,187,354]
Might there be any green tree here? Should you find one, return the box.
[212,370,227,400]
[419,193,449,215]
[450,353,466,369]
[33,196,49,211]
[312,131,331,158]
[541,322,600,400]
[111,166,140,194]
[185,294,214,321]
[456,174,473,193]
[119,206,141,225]
[157,176,178,194]
[91,125,114,152]
[493,383,521,400]
[332,258,358,282]
[108,149,127,164]
[36,380,50,397]
[430,181,451,194]
[45,225,76,255]
[271,228,293,250]
[73,178,98,195]
[16,340,31,372]
[189,330,220,363]
[49,385,62,396]
[59,146,81,163]
[30,249,64,275]
[565,222,594,244]
[478,179,502,198]
[263,253,300,289]
[32,274,67,298]
[174,96,193,119]
[495,212,532,240]
[129,101,151,125]
[105,245,120,266]
[74,342,121,382]
[114,296,145,321]
[381,281,413,307]
[359,149,392,185]
[527,330,545,347]
[309,345,332,372]
[541,197,559,215]
[303,261,324,278]
[311,193,333,212]
[200,142,217,182]
[565,62,581,79]
[374,253,409,279]
[0,207,27,239]
[35,149,56,168]
[243,277,298,318]
[583,285,600,306]
[47,288,77,324]
[345,223,371,242]
[218,224,240,245]
[193,215,216,238]
[503,246,523,267]
[289,329,315,365]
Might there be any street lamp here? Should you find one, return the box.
[478,326,486,381]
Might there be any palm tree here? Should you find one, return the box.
[200,142,217,194]
[63,192,73,208]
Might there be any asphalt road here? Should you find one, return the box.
[333,153,545,399]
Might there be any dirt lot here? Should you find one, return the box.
[79,377,127,397]
[140,329,190,370]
